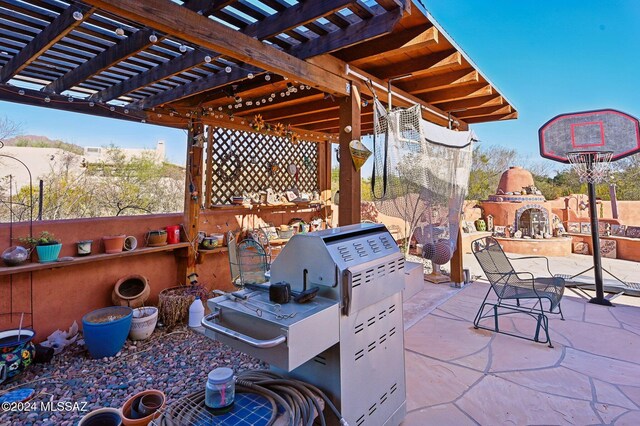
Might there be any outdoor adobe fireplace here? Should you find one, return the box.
[481,167,572,256]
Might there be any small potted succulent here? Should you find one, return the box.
[21,231,62,263]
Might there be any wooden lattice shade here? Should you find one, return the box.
[205,127,319,206]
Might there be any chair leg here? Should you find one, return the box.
[558,303,565,320]
[493,305,499,332]
[473,287,492,329]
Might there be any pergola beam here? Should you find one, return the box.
[44,28,153,94]
[0,6,93,83]
[90,49,212,102]
[242,0,357,40]
[177,7,402,111]
[82,0,349,96]
[289,7,403,59]
[135,65,261,110]
[0,83,151,123]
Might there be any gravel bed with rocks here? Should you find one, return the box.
[0,326,265,425]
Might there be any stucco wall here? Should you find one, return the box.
[1,208,326,341]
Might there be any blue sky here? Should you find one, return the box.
[1,1,639,168]
[425,0,640,162]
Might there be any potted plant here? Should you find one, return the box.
[21,231,62,263]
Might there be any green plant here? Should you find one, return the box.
[20,231,60,247]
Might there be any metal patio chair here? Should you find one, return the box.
[471,236,565,347]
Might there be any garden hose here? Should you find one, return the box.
[152,369,347,426]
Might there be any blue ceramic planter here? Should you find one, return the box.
[82,307,132,359]
[36,243,62,263]
[0,329,36,385]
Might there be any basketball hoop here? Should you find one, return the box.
[566,151,613,184]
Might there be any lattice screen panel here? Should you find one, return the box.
[205,127,319,206]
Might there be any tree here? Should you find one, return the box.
[467,144,517,200]
[0,145,185,222]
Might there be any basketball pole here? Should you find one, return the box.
[586,154,612,306]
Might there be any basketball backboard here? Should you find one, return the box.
[539,109,640,163]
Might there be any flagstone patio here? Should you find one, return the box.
[402,281,640,425]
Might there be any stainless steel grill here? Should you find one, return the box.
[203,223,406,425]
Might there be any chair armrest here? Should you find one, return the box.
[508,255,554,277]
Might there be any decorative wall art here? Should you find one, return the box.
[600,239,617,259]
[493,226,506,237]
[573,242,589,255]
[625,226,640,238]
[580,222,591,234]
[567,222,580,233]
[611,224,626,237]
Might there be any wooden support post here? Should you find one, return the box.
[204,126,214,208]
[181,119,205,283]
[317,141,332,203]
[338,83,361,225]
[450,223,465,287]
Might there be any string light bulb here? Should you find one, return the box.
[68,97,74,102]
[109,106,115,111]
[265,74,271,81]
[44,96,51,103]
[234,96,242,103]
[89,101,95,107]
[115,28,125,36]
[73,11,83,21]
[204,55,212,63]
[149,34,158,43]
[225,66,232,73]
[179,44,187,53]
[247,73,254,79]
[18,89,24,95]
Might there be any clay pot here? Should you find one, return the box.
[112,275,150,308]
[120,389,165,426]
[103,235,126,254]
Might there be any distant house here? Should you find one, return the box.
[83,140,166,164]
[0,140,169,192]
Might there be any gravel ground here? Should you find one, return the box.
[0,326,265,425]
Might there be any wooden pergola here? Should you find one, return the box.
[0,0,517,282]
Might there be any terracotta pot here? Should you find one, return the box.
[120,389,165,426]
[103,235,126,254]
[112,275,150,308]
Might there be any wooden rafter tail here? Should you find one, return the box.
[367,49,462,79]
[336,24,439,64]
[82,0,350,96]
[464,111,518,124]
[435,95,505,112]
[0,6,96,83]
[420,83,493,105]
[397,69,479,95]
